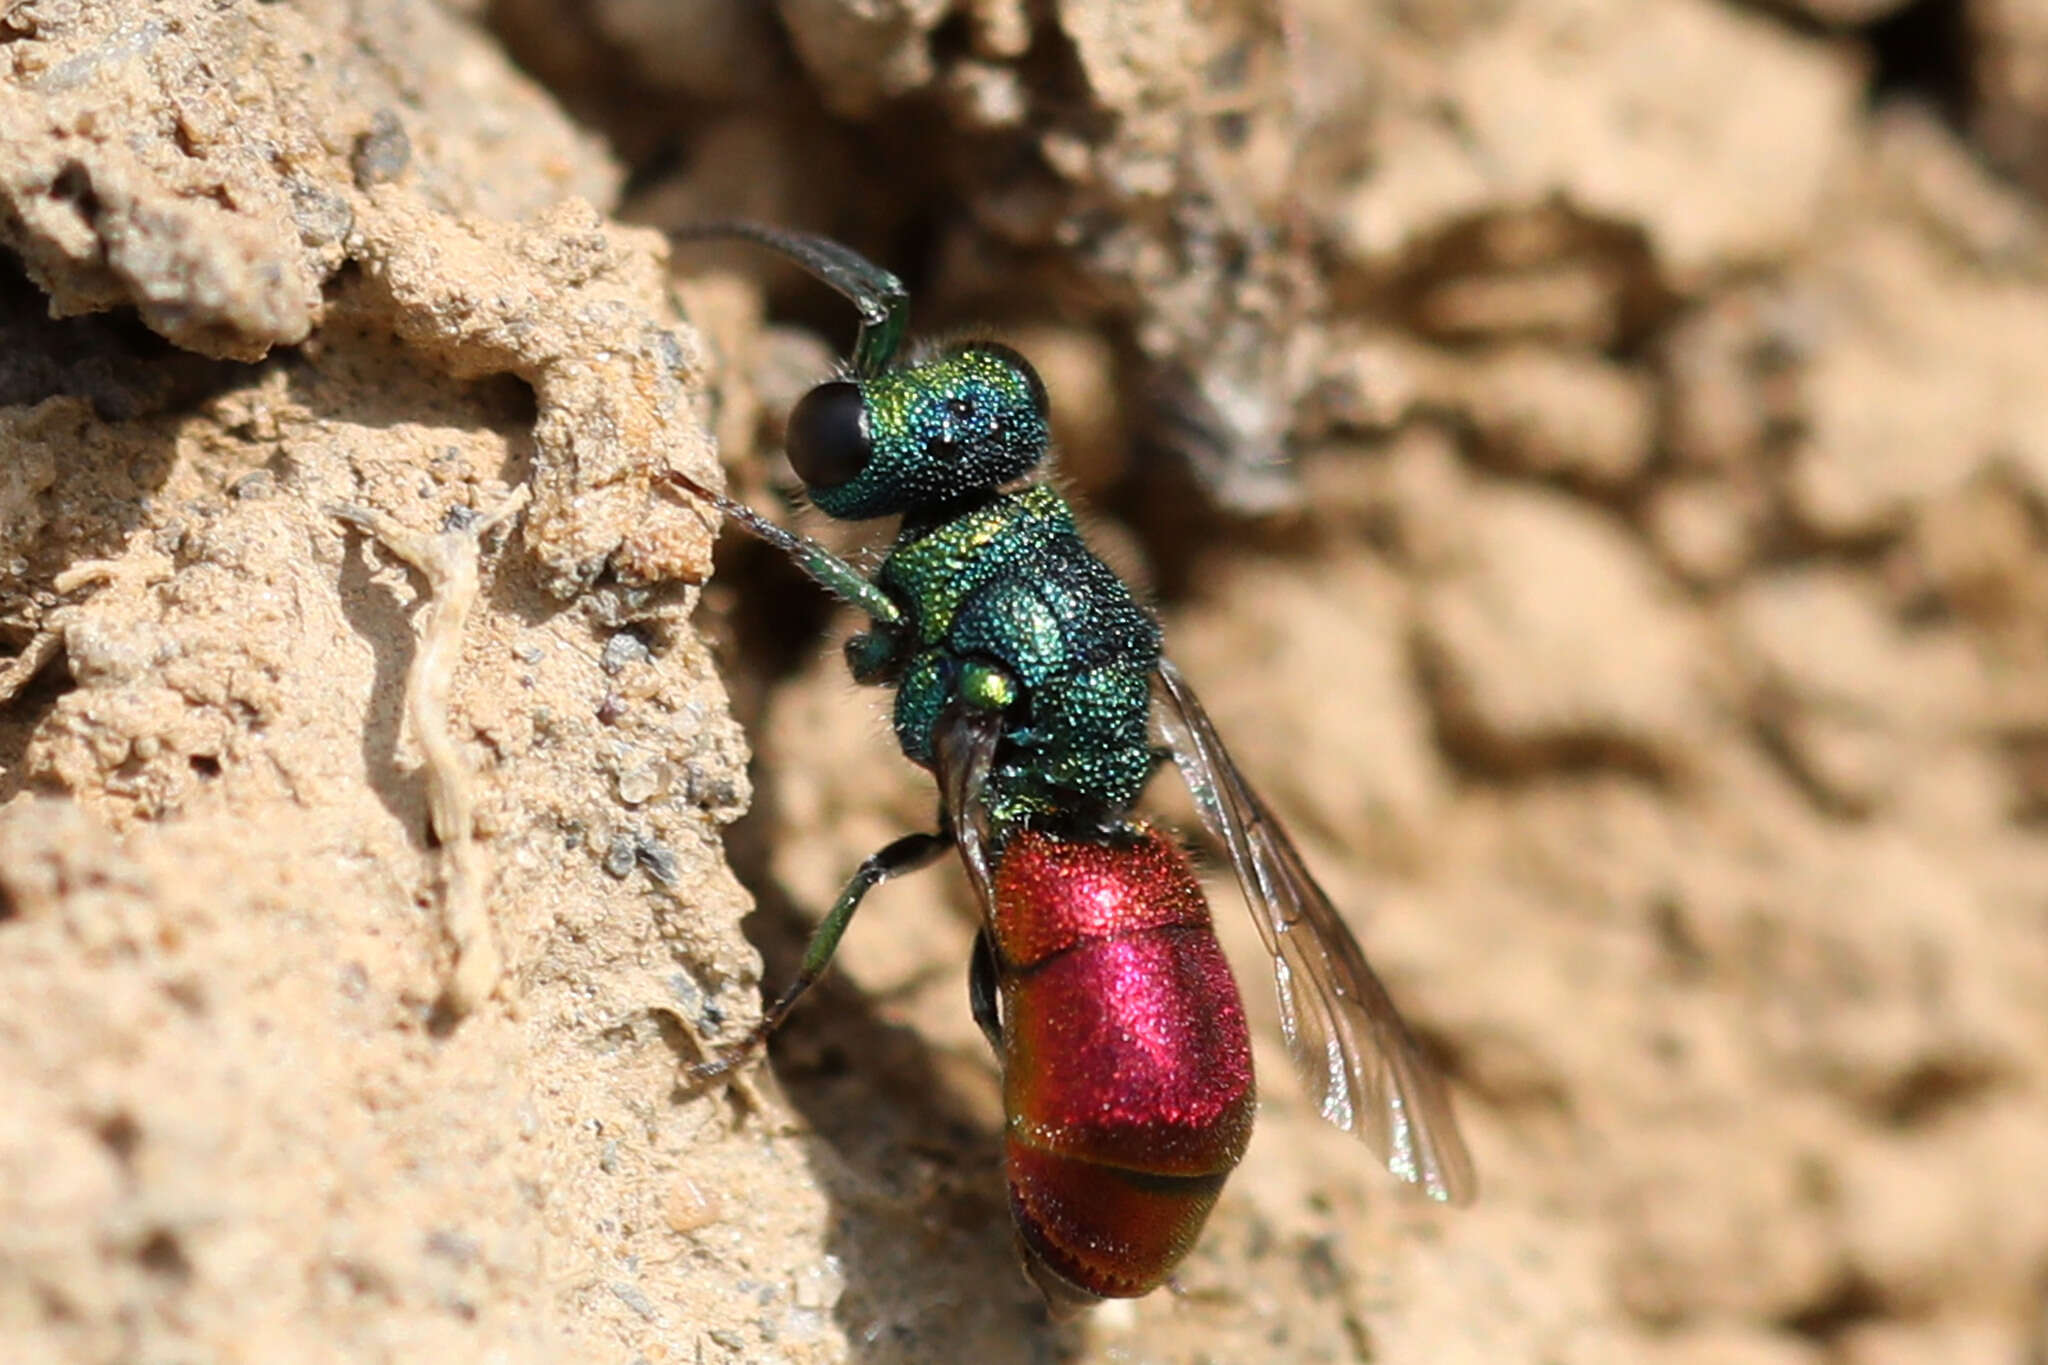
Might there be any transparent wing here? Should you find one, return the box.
[1153,658,1476,1205]
[932,703,1006,919]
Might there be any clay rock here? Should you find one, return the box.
[1788,223,2048,540]
[1731,567,1982,814]
[0,0,615,360]
[1171,557,1450,860]
[1971,0,2048,198]
[1418,485,1713,774]
[1453,346,1656,490]
[1339,0,1861,286]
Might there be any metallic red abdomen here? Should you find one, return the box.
[991,827,1255,1304]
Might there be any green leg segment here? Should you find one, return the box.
[666,472,902,627]
[694,829,950,1080]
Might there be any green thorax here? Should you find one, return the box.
[866,484,1162,834]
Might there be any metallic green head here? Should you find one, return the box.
[786,343,1051,521]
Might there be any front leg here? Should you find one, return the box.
[665,471,903,629]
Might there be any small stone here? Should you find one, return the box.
[668,970,705,1018]
[634,837,679,887]
[602,833,637,878]
[615,762,665,805]
[229,469,276,500]
[289,183,354,248]
[423,1228,478,1266]
[600,630,651,675]
[941,59,1029,130]
[607,1281,661,1324]
[662,1175,724,1235]
[789,1253,844,1311]
[351,108,411,187]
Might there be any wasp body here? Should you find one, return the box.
[675,224,1472,1313]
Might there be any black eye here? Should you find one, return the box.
[785,381,870,490]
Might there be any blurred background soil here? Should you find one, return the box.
[4,1,2047,1362]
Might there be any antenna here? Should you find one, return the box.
[672,222,909,377]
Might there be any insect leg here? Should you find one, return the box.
[968,926,1003,1054]
[663,471,904,628]
[693,829,951,1080]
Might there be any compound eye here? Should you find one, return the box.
[785,381,871,491]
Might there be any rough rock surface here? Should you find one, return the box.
[7,2,2048,1364]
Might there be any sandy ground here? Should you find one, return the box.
[4,1,2047,1362]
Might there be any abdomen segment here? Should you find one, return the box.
[990,828,1256,1303]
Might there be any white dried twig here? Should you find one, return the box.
[1,554,174,705]
[331,487,530,1013]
